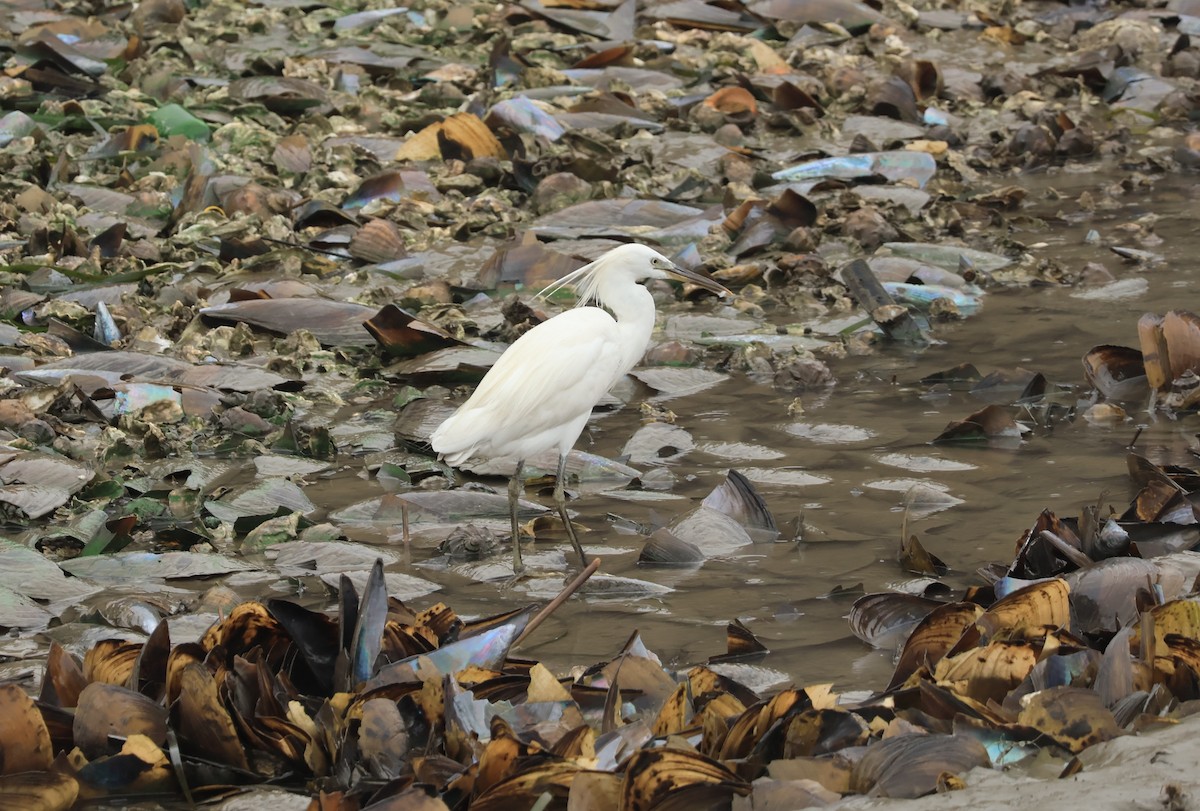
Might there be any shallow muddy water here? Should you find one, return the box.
[285,171,1200,693]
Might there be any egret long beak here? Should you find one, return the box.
[665,263,733,298]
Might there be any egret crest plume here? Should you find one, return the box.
[535,253,610,307]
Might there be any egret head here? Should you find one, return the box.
[538,243,731,305]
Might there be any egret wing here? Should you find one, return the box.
[432,309,624,461]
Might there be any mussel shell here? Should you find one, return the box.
[851,732,989,798]
[1082,344,1148,401]
[870,76,921,123]
[849,592,943,650]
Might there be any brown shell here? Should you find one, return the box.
[703,87,758,121]
[349,218,407,263]
[395,112,507,162]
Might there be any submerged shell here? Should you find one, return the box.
[849,593,943,650]
[701,469,779,541]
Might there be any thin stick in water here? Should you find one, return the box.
[514,557,602,647]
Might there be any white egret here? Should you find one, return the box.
[430,243,731,572]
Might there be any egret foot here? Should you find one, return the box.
[500,566,529,591]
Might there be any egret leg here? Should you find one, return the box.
[555,453,588,567]
[509,459,525,574]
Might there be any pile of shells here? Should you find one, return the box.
[2,440,1198,809]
